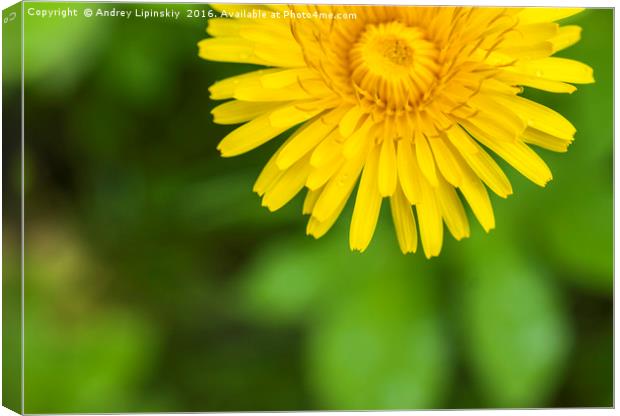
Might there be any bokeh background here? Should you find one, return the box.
[2,3,613,412]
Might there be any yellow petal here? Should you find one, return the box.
[436,175,470,241]
[444,124,479,155]
[214,71,332,103]
[260,68,318,89]
[396,139,422,205]
[472,127,553,187]
[416,174,443,259]
[502,22,559,46]
[200,16,304,67]
[253,134,295,195]
[198,38,270,66]
[306,157,344,190]
[459,112,519,143]
[234,78,330,102]
[310,129,343,167]
[468,94,526,136]
[350,144,382,252]
[276,115,335,169]
[306,195,347,239]
[312,141,368,222]
[428,137,463,187]
[451,151,496,232]
[415,132,438,187]
[494,41,554,61]
[252,42,306,68]
[512,57,594,84]
[378,137,397,197]
[390,183,418,254]
[339,106,365,137]
[480,78,523,96]
[238,24,297,46]
[522,127,573,153]
[211,100,284,125]
[492,94,576,139]
[218,108,314,157]
[262,155,312,211]
[445,126,513,198]
[517,8,584,25]
[343,118,373,159]
[206,19,244,37]
[269,105,322,128]
[497,70,577,94]
[209,69,280,100]
[549,25,582,52]
[303,187,322,215]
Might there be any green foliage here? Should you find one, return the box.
[458,235,571,407]
[241,226,451,409]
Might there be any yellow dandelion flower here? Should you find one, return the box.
[199,5,594,257]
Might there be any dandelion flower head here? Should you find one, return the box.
[199,5,594,257]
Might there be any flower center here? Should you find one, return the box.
[349,21,440,112]
[382,38,414,66]
[361,33,415,70]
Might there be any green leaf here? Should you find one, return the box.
[238,218,451,408]
[236,215,350,325]
[303,227,450,409]
[238,238,328,325]
[458,236,571,407]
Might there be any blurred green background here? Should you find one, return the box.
[2,4,612,412]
